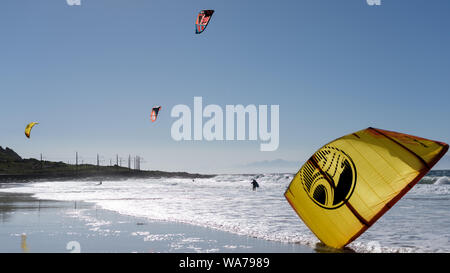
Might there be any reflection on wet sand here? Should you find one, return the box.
[21,233,28,253]
[0,192,63,223]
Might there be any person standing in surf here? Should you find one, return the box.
[251,179,259,191]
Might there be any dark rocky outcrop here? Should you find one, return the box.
[0,146,22,161]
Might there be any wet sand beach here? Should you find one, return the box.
[0,190,312,253]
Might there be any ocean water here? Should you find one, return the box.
[1,172,449,253]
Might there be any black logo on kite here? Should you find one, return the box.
[300,146,357,209]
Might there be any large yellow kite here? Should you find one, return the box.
[285,127,448,249]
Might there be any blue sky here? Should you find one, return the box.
[1,0,449,173]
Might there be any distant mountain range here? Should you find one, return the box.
[234,159,302,173]
[236,155,450,174]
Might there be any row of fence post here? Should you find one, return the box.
[38,153,143,171]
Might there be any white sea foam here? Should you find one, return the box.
[434,176,450,185]
[1,174,449,253]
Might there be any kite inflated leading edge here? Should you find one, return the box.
[285,127,448,249]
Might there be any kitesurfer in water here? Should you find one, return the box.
[251,179,259,191]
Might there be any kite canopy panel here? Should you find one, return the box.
[151,106,161,122]
[285,127,448,249]
[25,122,39,138]
[195,10,214,34]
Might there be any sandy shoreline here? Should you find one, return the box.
[0,190,313,253]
